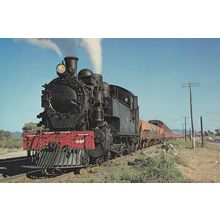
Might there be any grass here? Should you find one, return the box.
[167,138,220,152]
[118,153,183,183]
[205,144,220,152]
[166,138,192,149]
[64,139,199,183]
[0,139,22,149]
[72,150,188,183]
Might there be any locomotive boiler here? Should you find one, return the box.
[23,56,139,169]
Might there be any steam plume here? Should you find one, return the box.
[14,38,103,73]
[15,38,62,57]
[50,39,76,57]
[81,38,102,73]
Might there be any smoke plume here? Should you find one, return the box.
[15,38,62,57]
[50,39,76,57]
[15,38,103,73]
[80,38,102,73]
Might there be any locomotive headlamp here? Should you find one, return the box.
[56,64,66,75]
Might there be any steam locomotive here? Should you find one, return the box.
[23,56,180,170]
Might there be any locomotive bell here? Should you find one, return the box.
[64,56,78,77]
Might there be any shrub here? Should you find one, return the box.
[0,130,22,149]
[125,152,183,183]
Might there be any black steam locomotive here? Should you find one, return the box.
[23,56,139,169]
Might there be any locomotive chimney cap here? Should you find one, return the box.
[63,56,78,77]
[64,56,79,61]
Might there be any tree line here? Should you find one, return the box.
[0,130,22,149]
[0,122,40,149]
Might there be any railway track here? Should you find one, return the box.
[0,155,91,183]
[0,156,29,181]
[0,170,43,183]
[39,164,98,183]
[0,156,27,164]
[0,166,90,183]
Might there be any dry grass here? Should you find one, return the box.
[60,147,188,183]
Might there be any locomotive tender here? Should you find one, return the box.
[23,56,140,169]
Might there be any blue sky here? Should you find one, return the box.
[0,38,219,132]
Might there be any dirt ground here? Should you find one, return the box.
[177,147,220,183]
[0,149,26,159]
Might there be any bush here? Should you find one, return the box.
[0,130,22,149]
[22,122,39,132]
[102,152,185,183]
[125,152,183,183]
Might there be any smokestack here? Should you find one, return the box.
[64,56,78,76]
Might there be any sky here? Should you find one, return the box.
[0,38,219,132]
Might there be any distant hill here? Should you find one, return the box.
[172,129,187,135]
[10,131,22,138]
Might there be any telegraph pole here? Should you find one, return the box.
[182,123,185,136]
[181,82,200,149]
[182,116,189,141]
[185,117,186,141]
[189,127,191,139]
[184,117,187,141]
[200,116,204,147]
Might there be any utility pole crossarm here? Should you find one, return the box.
[181,82,200,88]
